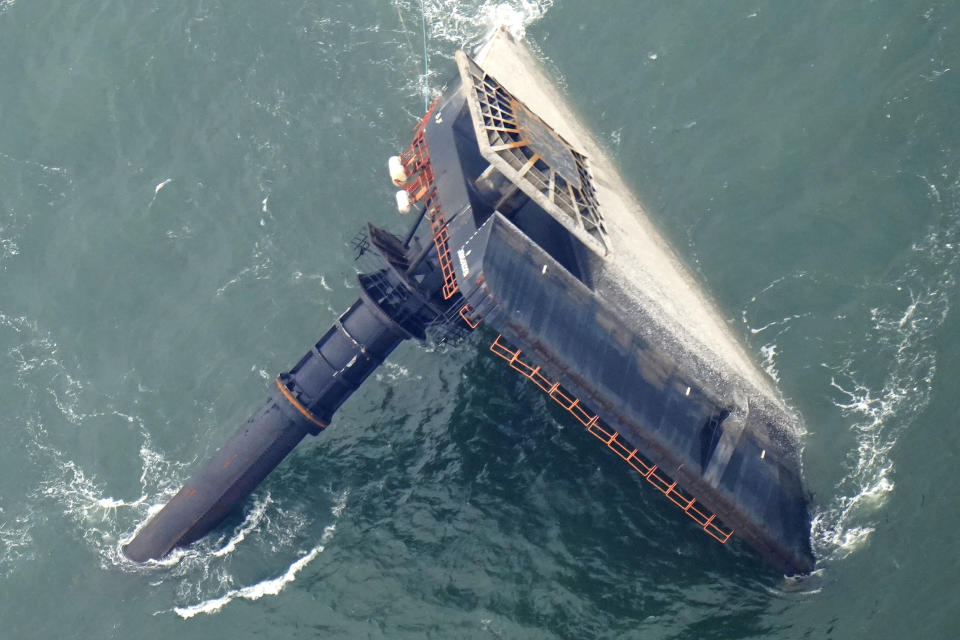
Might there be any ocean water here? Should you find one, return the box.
[1,0,958,637]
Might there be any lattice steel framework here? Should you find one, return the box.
[457,51,610,256]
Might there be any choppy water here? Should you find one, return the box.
[1,1,958,637]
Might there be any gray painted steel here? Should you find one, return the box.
[457,214,813,574]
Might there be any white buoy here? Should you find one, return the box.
[395,189,412,214]
[388,156,407,186]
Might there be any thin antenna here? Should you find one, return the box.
[420,0,430,111]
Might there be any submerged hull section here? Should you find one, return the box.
[435,32,813,572]
[458,213,811,572]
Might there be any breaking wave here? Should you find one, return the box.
[813,170,958,561]
[173,499,344,619]
[812,189,958,560]
[173,534,329,619]
[0,305,345,613]
[417,0,553,48]
[390,0,553,106]
[0,311,181,570]
[743,172,959,565]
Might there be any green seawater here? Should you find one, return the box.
[1,1,958,637]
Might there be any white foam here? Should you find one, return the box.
[418,0,553,48]
[0,235,18,259]
[331,488,349,518]
[810,174,959,562]
[172,489,348,618]
[174,526,333,619]
[390,0,553,105]
[4,314,197,572]
[211,494,273,558]
[382,361,411,381]
[0,505,34,576]
[759,343,780,384]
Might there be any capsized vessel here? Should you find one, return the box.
[124,29,814,575]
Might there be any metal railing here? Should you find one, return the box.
[489,334,733,544]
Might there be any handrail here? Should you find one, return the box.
[489,334,733,544]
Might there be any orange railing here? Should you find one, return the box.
[428,201,459,300]
[489,334,733,544]
[398,100,461,303]
[400,98,440,205]
[400,100,482,330]
[458,303,482,329]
